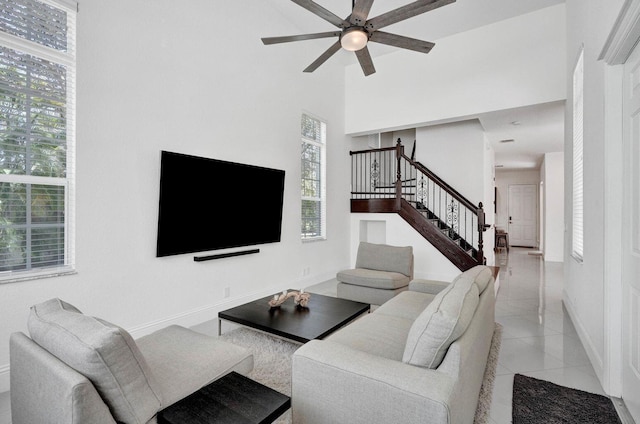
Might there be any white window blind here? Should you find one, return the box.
[301,113,326,240]
[0,0,76,282]
[572,49,584,261]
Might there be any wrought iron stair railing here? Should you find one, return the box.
[350,139,488,271]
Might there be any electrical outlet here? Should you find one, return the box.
[224,287,230,298]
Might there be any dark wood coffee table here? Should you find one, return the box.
[218,291,370,343]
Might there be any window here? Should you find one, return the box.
[0,0,77,282]
[301,113,326,240]
[572,49,584,261]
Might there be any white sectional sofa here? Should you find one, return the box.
[292,265,496,424]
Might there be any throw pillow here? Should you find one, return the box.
[28,298,163,424]
[403,278,480,368]
[457,265,493,294]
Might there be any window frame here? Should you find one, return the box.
[572,47,584,262]
[0,0,77,283]
[301,112,327,242]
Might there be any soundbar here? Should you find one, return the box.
[194,249,260,262]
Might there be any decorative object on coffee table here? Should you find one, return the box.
[268,290,311,308]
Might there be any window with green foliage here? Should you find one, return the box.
[0,0,77,282]
[301,113,326,240]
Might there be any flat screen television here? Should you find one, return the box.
[156,151,285,257]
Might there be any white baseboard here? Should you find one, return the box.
[563,290,605,382]
[127,283,295,339]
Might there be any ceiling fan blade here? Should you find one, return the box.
[365,0,455,32]
[355,46,376,76]
[369,31,434,54]
[290,0,350,28]
[349,0,375,26]
[304,41,342,73]
[262,31,341,45]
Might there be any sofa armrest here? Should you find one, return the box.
[10,332,117,424]
[409,279,450,294]
[292,340,455,424]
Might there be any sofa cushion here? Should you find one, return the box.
[327,313,414,361]
[355,242,413,277]
[336,268,411,289]
[27,298,163,424]
[402,278,479,369]
[374,290,436,321]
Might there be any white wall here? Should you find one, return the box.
[541,152,564,262]
[350,214,461,282]
[564,0,625,391]
[344,4,567,135]
[416,121,485,205]
[0,0,351,391]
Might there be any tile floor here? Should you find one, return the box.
[488,247,607,423]
[0,247,616,424]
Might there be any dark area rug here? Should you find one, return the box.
[512,374,622,424]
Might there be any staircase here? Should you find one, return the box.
[350,139,488,271]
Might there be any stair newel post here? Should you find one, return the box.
[476,202,485,264]
[395,138,403,211]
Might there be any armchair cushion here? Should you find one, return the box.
[136,325,254,407]
[27,298,163,424]
[403,278,479,369]
[355,242,413,277]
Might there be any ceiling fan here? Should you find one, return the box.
[261,0,456,76]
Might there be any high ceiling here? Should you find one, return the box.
[480,101,565,170]
[265,0,567,170]
[265,0,565,47]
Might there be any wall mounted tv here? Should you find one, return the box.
[156,151,285,258]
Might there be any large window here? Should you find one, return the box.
[572,49,584,261]
[0,0,76,282]
[301,113,326,240]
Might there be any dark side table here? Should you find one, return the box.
[158,371,290,424]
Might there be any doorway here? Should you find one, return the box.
[507,184,537,248]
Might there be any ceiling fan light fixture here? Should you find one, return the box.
[341,27,368,51]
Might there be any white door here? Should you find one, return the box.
[508,184,537,247]
[621,41,640,422]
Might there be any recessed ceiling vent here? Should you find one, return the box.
[499,139,515,143]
